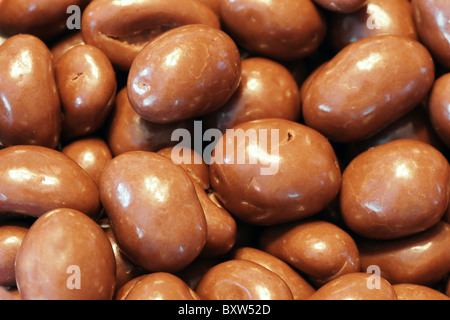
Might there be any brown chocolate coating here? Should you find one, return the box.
[196,259,294,300]
[193,181,237,257]
[0,34,61,149]
[358,221,450,286]
[302,35,435,143]
[119,272,200,300]
[209,118,341,226]
[259,220,360,286]
[107,87,195,157]
[100,220,145,291]
[62,137,113,186]
[412,0,450,70]
[219,0,327,61]
[393,284,450,300]
[15,208,116,300]
[0,145,101,219]
[313,0,367,13]
[0,0,89,41]
[81,0,221,70]
[55,44,117,141]
[127,24,241,124]
[345,106,446,162]
[0,223,28,287]
[157,146,210,190]
[176,257,220,290]
[51,32,86,64]
[231,247,316,300]
[203,57,301,132]
[99,151,207,273]
[429,73,450,148]
[199,0,220,15]
[340,139,450,240]
[309,272,398,300]
[327,0,418,52]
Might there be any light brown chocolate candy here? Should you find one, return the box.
[429,73,450,148]
[302,35,435,143]
[259,220,360,286]
[231,247,316,300]
[81,0,220,70]
[340,139,450,240]
[99,151,207,273]
[209,118,341,226]
[393,284,450,300]
[0,145,101,219]
[203,57,301,132]
[193,181,237,257]
[118,272,200,300]
[62,137,113,187]
[51,32,86,64]
[358,221,450,286]
[15,208,116,300]
[327,0,418,51]
[55,44,117,141]
[157,146,210,190]
[309,272,398,300]
[0,223,28,287]
[100,220,145,291]
[313,0,367,13]
[0,0,89,41]
[219,0,327,61]
[411,0,450,69]
[127,24,241,124]
[199,0,220,15]
[107,87,195,157]
[0,34,61,149]
[196,259,294,300]
[345,106,445,163]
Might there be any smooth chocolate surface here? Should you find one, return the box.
[127,24,241,124]
[340,139,449,239]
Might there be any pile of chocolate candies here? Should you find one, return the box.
[0,0,449,301]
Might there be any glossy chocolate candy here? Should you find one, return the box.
[15,208,116,300]
[55,44,117,141]
[308,272,398,300]
[302,35,435,143]
[0,0,90,41]
[99,151,207,273]
[313,0,367,13]
[0,145,101,219]
[393,284,450,300]
[117,272,200,300]
[107,87,195,157]
[62,137,113,187]
[231,247,316,300]
[0,34,61,149]
[358,221,450,286]
[259,219,361,286]
[209,118,341,226]
[0,223,28,287]
[411,0,450,70]
[219,0,327,61]
[340,139,450,240]
[327,0,418,52]
[127,24,241,124]
[203,57,301,132]
[81,0,220,70]
[429,73,450,148]
[196,259,294,300]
